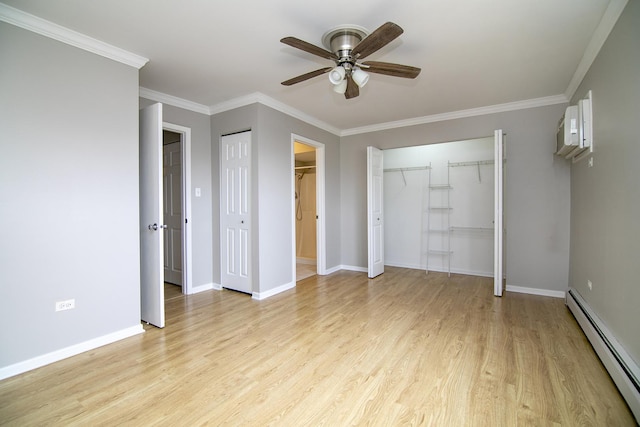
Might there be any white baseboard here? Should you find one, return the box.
[566,288,640,422]
[339,265,367,273]
[0,324,144,381]
[323,265,343,275]
[252,281,296,300]
[190,282,217,294]
[385,261,494,278]
[506,284,566,298]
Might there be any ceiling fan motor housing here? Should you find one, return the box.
[322,26,368,65]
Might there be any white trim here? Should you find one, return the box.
[386,262,494,278]
[324,265,343,275]
[162,122,193,296]
[0,325,144,380]
[210,93,341,136]
[566,288,640,420]
[505,285,566,299]
[140,87,572,138]
[141,87,210,115]
[341,95,568,136]
[339,265,368,273]
[192,282,217,293]
[564,0,628,100]
[252,281,296,300]
[0,3,148,69]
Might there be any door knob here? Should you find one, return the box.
[148,223,168,231]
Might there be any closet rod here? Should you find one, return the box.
[383,166,431,173]
[294,165,316,170]
[448,160,494,167]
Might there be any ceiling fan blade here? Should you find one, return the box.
[361,61,421,79]
[281,67,332,86]
[345,75,359,99]
[281,37,338,61]
[351,22,403,59]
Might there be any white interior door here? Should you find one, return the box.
[494,130,505,296]
[367,146,384,278]
[163,140,182,286]
[221,131,251,294]
[139,103,165,327]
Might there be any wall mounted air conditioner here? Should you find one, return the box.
[556,91,593,161]
[556,105,580,157]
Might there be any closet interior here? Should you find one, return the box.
[294,142,317,281]
[383,137,495,277]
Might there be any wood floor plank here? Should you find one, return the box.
[0,268,635,426]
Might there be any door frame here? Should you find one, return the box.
[162,122,193,295]
[291,134,326,280]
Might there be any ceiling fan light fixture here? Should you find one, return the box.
[352,68,369,88]
[333,79,348,94]
[329,66,346,84]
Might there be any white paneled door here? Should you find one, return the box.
[494,130,505,297]
[139,103,165,327]
[220,131,251,294]
[163,141,182,286]
[367,146,384,278]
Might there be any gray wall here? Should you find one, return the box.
[0,23,141,367]
[139,98,213,289]
[569,0,640,363]
[340,103,571,293]
[211,104,341,293]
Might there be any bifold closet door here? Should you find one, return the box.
[367,146,384,278]
[220,131,252,294]
[494,130,505,297]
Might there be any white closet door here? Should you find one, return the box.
[367,146,384,278]
[220,131,251,294]
[494,130,505,296]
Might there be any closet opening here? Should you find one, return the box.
[383,136,500,278]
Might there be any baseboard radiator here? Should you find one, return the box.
[566,288,640,422]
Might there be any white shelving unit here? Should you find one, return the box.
[426,163,452,276]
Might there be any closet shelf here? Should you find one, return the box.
[427,250,453,255]
[429,206,452,210]
[429,185,453,190]
[450,226,494,232]
[427,228,449,233]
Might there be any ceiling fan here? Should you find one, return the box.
[280,22,421,99]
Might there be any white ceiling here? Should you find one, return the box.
[2,0,621,133]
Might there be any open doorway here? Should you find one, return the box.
[294,141,317,281]
[291,134,326,283]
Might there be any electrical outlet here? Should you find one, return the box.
[55,299,75,312]
[587,280,593,291]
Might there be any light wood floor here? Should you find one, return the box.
[0,268,635,426]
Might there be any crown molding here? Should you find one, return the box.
[564,0,628,100]
[0,2,148,69]
[209,92,341,136]
[340,94,569,136]
[139,87,211,115]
